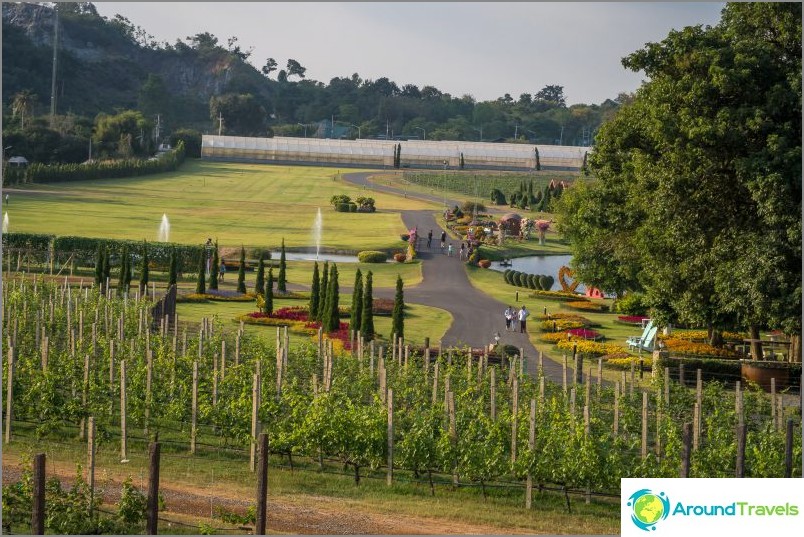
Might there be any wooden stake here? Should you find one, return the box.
[490,368,497,421]
[255,433,269,535]
[191,361,198,455]
[121,360,128,461]
[511,378,519,463]
[146,442,161,535]
[32,453,45,535]
[87,416,96,515]
[387,389,394,486]
[5,347,14,443]
[641,391,648,459]
[680,422,692,478]
[526,398,535,509]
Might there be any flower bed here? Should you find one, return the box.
[566,328,600,340]
[178,291,255,303]
[661,330,745,343]
[563,300,609,312]
[615,315,649,325]
[540,332,570,344]
[659,337,742,359]
[538,319,586,332]
[556,339,628,356]
[528,290,582,301]
[605,353,653,369]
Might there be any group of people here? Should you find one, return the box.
[504,305,530,334]
[424,229,474,260]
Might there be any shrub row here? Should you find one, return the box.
[503,269,555,291]
[4,142,185,185]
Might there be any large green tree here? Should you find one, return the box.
[277,239,287,294]
[556,3,801,359]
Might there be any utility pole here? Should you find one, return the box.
[514,124,520,140]
[49,3,60,127]
[154,114,162,146]
[218,112,224,136]
[559,125,565,146]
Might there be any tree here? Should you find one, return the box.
[11,90,36,129]
[94,110,153,157]
[264,268,274,315]
[556,3,802,357]
[168,248,178,288]
[534,85,566,107]
[255,254,265,296]
[137,74,170,119]
[277,239,287,294]
[209,94,267,137]
[350,269,363,333]
[309,261,320,320]
[391,274,404,340]
[360,271,374,341]
[286,59,307,79]
[94,244,104,288]
[317,261,329,321]
[195,251,206,295]
[209,242,219,290]
[261,58,278,77]
[237,246,247,294]
[322,264,340,333]
[117,245,129,296]
[139,241,149,294]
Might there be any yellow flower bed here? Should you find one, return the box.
[540,332,570,344]
[538,319,586,332]
[660,338,741,358]
[606,353,653,369]
[556,339,627,356]
[658,330,745,343]
[563,300,608,312]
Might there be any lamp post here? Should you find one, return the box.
[472,126,483,141]
[442,160,448,208]
[296,123,308,138]
[349,124,361,139]
[414,127,426,140]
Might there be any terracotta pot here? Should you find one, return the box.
[478,259,491,268]
[740,360,791,392]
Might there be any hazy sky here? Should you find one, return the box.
[93,2,725,105]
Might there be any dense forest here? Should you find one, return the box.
[2,2,627,164]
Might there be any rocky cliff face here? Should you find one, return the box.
[2,2,268,119]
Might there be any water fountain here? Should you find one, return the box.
[2,212,8,234]
[312,207,323,260]
[158,213,170,242]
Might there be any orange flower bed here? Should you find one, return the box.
[661,338,742,358]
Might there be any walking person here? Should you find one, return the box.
[459,242,466,260]
[447,243,454,257]
[219,260,226,281]
[427,230,433,249]
[504,306,513,331]
[440,231,447,252]
[518,305,530,334]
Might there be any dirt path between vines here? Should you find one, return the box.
[2,456,533,535]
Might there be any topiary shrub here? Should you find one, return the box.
[527,274,538,289]
[358,251,387,263]
[539,275,553,291]
[503,269,513,284]
[515,272,527,287]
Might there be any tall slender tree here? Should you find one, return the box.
[123,249,132,290]
[195,251,206,294]
[360,271,374,341]
[350,268,363,333]
[255,254,265,296]
[309,261,320,320]
[94,244,104,288]
[264,267,274,315]
[317,261,329,321]
[117,245,128,295]
[209,241,219,290]
[237,246,247,294]
[168,247,178,288]
[323,264,339,333]
[277,238,287,293]
[391,274,404,339]
[139,241,149,294]
[102,248,111,288]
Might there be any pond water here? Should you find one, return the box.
[488,254,586,293]
[270,251,359,263]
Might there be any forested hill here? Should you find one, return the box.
[3,1,624,147]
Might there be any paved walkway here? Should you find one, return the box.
[343,171,565,380]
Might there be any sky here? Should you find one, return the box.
[93,2,725,106]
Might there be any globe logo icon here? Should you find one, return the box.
[627,489,670,531]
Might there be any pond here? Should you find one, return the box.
[269,251,359,263]
[488,254,586,293]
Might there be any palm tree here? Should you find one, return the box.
[11,90,36,129]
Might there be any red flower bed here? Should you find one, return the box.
[617,315,649,324]
[566,328,600,340]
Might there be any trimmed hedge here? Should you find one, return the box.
[5,141,185,185]
[357,251,387,263]
[3,232,55,251]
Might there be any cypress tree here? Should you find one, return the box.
[391,274,404,339]
[102,247,111,287]
[264,267,274,315]
[195,251,206,294]
[237,246,247,294]
[277,238,287,293]
[123,249,132,290]
[350,268,363,332]
[534,146,541,171]
[527,180,534,205]
[168,247,178,288]
[255,254,265,296]
[209,241,219,290]
[540,184,552,212]
[117,245,128,295]
[324,264,339,333]
[309,261,320,320]
[360,271,374,341]
[139,241,149,294]
[460,152,465,169]
[94,244,104,287]
[317,261,329,321]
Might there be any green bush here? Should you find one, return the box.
[349,203,357,212]
[490,188,507,205]
[357,251,387,263]
[335,203,351,212]
[503,269,514,285]
[527,274,538,290]
[539,275,554,291]
[615,292,648,316]
[3,232,55,251]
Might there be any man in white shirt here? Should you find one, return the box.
[518,305,529,334]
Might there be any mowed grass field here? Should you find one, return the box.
[5,160,438,251]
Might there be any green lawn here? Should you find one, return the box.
[5,160,437,251]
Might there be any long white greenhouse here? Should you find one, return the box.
[201,135,589,171]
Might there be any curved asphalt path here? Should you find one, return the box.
[343,171,565,380]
